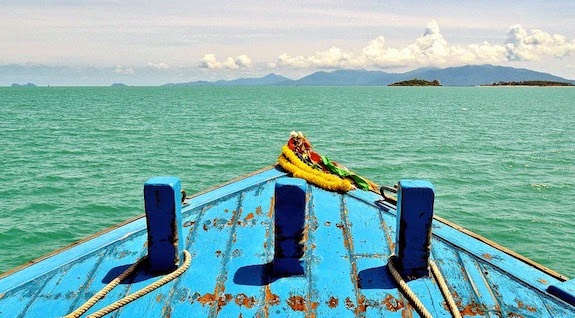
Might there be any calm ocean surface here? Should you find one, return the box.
[1,86,573,278]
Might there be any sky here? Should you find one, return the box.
[1,0,575,86]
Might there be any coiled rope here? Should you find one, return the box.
[278,145,352,192]
[388,254,462,318]
[66,250,191,318]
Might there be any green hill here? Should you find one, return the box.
[388,78,441,86]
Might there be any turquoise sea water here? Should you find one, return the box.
[1,86,573,278]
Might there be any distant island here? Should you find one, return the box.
[111,83,128,87]
[11,83,37,87]
[482,80,574,87]
[4,64,575,87]
[389,78,441,86]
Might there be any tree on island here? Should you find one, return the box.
[388,78,441,86]
[11,83,37,87]
[483,80,574,87]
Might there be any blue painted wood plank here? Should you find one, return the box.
[430,218,563,293]
[345,196,387,256]
[457,250,506,317]
[355,256,403,317]
[0,219,148,293]
[20,250,106,317]
[308,187,356,318]
[216,182,276,317]
[0,274,51,317]
[68,236,146,317]
[377,206,398,257]
[149,193,242,317]
[431,237,493,318]
[266,276,308,317]
[188,168,285,209]
[481,261,556,317]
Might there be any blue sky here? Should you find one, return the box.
[1,0,574,85]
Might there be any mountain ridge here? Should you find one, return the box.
[163,65,575,87]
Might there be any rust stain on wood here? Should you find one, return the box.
[287,295,306,311]
[459,300,485,316]
[262,285,280,318]
[538,278,548,285]
[284,295,319,315]
[235,293,256,308]
[268,197,275,218]
[383,294,405,311]
[198,293,216,306]
[327,296,339,308]
[344,297,355,309]
[516,299,537,313]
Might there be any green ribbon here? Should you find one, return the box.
[320,155,371,191]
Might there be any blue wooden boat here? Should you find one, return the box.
[1,136,574,317]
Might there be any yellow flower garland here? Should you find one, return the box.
[278,145,352,192]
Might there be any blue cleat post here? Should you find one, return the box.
[395,180,435,278]
[144,176,184,274]
[273,177,307,276]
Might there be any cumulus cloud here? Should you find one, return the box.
[272,20,575,70]
[114,65,135,75]
[147,62,170,70]
[200,54,252,69]
[505,25,575,61]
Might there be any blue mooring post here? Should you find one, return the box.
[144,176,184,274]
[273,177,307,276]
[395,180,435,278]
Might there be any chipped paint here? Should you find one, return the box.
[262,285,281,318]
[327,296,339,308]
[344,297,355,309]
[287,295,306,311]
[538,278,548,285]
[458,300,485,316]
[235,293,256,308]
[516,299,537,312]
[198,293,216,306]
[383,294,405,311]
[268,196,275,218]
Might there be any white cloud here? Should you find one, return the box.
[200,54,252,69]
[272,20,575,70]
[114,65,135,75]
[147,62,170,70]
[505,25,575,61]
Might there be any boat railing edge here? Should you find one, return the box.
[348,188,569,282]
[0,165,285,285]
[432,215,569,282]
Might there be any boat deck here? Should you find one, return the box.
[0,167,574,317]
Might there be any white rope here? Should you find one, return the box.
[66,250,191,318]
[388,254,462,318]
